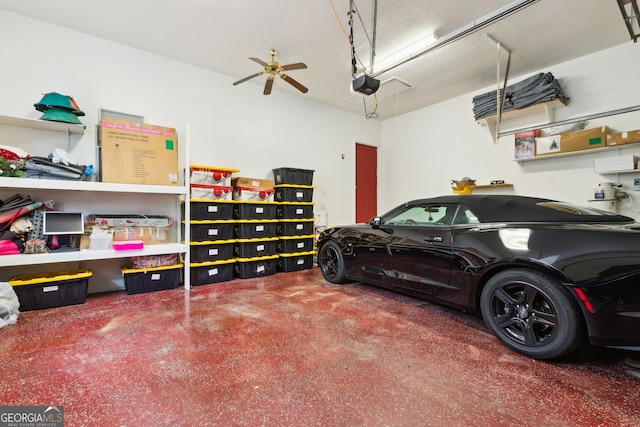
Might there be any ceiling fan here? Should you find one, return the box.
[233,49,308,95]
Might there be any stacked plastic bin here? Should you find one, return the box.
[232,177,279,279]
[273,167,316,272]
[187,165,239,286]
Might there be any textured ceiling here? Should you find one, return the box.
[0,0,632,120]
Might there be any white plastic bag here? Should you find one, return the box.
[0,282,20,328]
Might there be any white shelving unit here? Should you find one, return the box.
[0,114,190,289]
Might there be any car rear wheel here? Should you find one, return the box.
[480,269,584,360]
[318,241,347,284]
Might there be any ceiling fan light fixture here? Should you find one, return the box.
[373,32,440,73]
[233,49,308,95]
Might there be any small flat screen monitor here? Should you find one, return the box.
[42,212,85,235]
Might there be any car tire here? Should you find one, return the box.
[318,240,347,284]
[480,269,584,360]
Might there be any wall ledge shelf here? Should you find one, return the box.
[452,183,513,194]
[476,99,566,141]
[514,141,640,162]
[0,114,85,133]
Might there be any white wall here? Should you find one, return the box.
[0,10,381,227]
[380,42,640,220]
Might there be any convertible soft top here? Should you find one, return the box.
[407,195,635,224]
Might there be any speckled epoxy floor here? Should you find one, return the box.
[2,268,640,427]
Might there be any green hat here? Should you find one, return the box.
[40,107,83,125]
[34,92,85,116]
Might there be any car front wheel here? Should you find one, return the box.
[480,269,584,360]
[318,240,347,284]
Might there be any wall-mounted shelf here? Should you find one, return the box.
[597,169,638,175]
[0,114,86,133]
[515,141,640,162]
[452,183,513,194]
[499,104,640,138]
[476,99,566,142]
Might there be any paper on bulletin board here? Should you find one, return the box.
[99,119,179,186]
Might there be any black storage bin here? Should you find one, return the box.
[235,220,278,239]
[277,235,315,253]
[9,269,91,311]
[274,185,314,202]
[277,251,315,272]
[235,237,278,258]
[122,264,183,295]
[190,220,235,241]
[277,219,315,236]
[276,202,314,219]
[191,259,235,285]
[234,202,277,220]
[190,239,236,262]
[187,200,235,220]
[234,255,278,279]
[272,167,315,186]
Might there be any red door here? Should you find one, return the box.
[356,143,377,223]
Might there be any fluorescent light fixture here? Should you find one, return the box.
[373,33,439,73]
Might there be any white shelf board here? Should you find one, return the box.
[515,141,640,162]
[0,177,188,195]
[0,243,187,267]
[0,114,85,134]
[477,99,566,140]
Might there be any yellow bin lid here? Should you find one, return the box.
[9,269,93,286]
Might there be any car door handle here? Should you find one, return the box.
[424,236,443,243]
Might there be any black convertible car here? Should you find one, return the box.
[317,195,640,360]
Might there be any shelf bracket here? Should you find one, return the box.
[487,34,512,144]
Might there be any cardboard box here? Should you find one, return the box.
[190,165,240,186]
[232,177,274,189]
[593,155,638,173]
[190,184,233,200]
[100,119,179,186]
[514,130,537,159]
[536,126,607,156]
[606,129,640,146]
[232,187,275,202]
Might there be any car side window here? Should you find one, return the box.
[384,204,456,226]
[453,206,480,225]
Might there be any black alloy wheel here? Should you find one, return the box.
[318,240,347,284]
[480,269,584,360]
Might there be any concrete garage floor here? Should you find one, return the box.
[2,268,639,427]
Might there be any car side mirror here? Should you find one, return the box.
[370,217,382,228]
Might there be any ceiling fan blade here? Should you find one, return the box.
[280,74,308,93]
[263,78,274,95]
[250,57,268,67]
[281,62,307,71]
[233,72,263,86]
